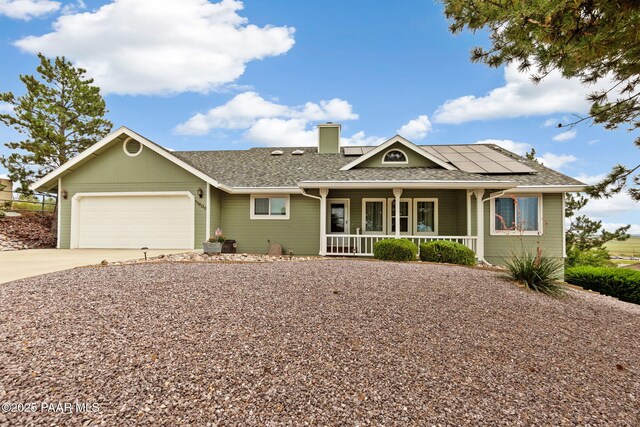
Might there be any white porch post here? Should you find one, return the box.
[393,187,402,238]
[466,190,472,236]
[319,188,329,255]
[205,183,211,240]
[474,189,485,262]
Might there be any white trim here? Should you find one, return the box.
[387,197,412,235]
[122,137,143,157]
[220,184,302,194]
[466,190,472,236]
[475,189,485,261]
[361,198,387,234]
[298,180,516,190]
[562,192,567,258]
[508,185,586,193]
[70,191,195,249]
[413,198,439,236]
[249,194,291,220]
[206,183,211,240]
[30,127,220,192]
[57,178,62,249]
[339,135,456,171]
[489,193,544,236]
[327,198,350,234]
[381,148,409,164]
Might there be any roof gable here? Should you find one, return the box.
[31,126,219,191]
[340,135,456,171]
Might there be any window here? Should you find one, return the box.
[250,195,290,219]
[382,149,408,164]
[491,194,542,235]
[388,199,411,233]
[362,199,386,233]
[413,198,437,235]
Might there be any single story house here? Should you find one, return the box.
[31,124,585,265]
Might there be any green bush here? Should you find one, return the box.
[505,250,565,297]
[565,247,614,268]
[373,238,417,261]
[419,240,476,266]
[565,266,640,305]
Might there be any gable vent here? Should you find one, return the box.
[292,149,304,155]
[123,138,142,157]
[271,150,283,156]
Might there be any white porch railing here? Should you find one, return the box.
[325,234,477,257]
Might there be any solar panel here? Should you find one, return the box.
[423,144,536,174]
[344,143,536,174]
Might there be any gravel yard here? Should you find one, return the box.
[1,260,638,426]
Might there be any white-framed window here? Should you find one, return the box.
[490,194,543,235]
[413,198,438,235]
[362,198,386,233]
[382,149,408,164]
[250,195,290,220]
[387,198,412,234]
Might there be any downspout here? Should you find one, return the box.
[300,188,325,256]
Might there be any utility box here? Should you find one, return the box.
[222,240,237,253]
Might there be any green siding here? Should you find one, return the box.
[325,189,468,236]
[482,193,564,267]
[59,141,207,248]
[209,186,223,234]
[357,142,441,168]
[318,126,340,154]
[220,194,320,255]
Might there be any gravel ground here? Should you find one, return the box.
[0,260,638,426]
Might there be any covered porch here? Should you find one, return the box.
[312,185,492,259]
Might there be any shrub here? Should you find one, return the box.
[565,247,614,268]
[373,238,417,261]
[565,266,640,305]
[419,240,476,266]
[505,250,565,297]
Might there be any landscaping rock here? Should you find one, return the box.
[0,260,638,425]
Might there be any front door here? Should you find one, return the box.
[329,199,349,234]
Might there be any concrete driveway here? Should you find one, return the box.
[0,248,197,284]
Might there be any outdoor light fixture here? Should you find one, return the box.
[61,190,68,199]
[197,188,204,199]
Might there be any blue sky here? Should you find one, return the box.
[0,0,638,232]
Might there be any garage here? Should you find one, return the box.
[71,192,194,249]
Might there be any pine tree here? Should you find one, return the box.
[0,54,112,193]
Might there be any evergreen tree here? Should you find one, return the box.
[0,54,112,193]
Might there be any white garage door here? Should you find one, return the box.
[73,193,194,249]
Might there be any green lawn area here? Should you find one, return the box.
[605,237,640,257]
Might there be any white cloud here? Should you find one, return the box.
[573,173,606,185]
[15,0,295,95]
[341,131,385,147]
[552,129,576,142]
[579,193,639,217]
[0,102,13,113]
[474,139,532,156]
[542,117,560,127]
[60,0,84,14]
[587,139,599,145]
[244,118,314,147]
[433,62,613,124]
[0,0,59,20]
[397,115,432,141]
[175,91,358,145]
[537,152,577,170]
[602,223,640,235]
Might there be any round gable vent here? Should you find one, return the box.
[123,138,143,156]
